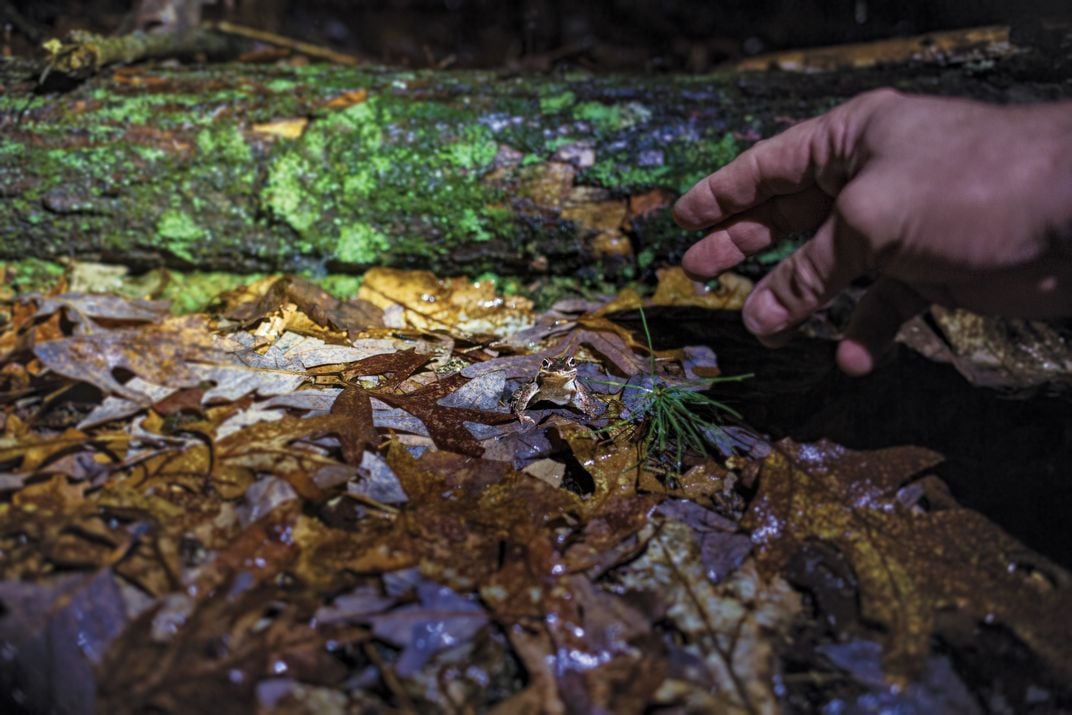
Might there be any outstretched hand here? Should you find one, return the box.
[674,89,1072,375]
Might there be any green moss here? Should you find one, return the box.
[1,259,65,294]
[88,93,205,127]
[196,126,252,164]
[574,101,624,131]
[336,222,389,264]
[160,271,263,313]
[672,132,740,193]
[314,273,365,299]
[0,138,23,158]
[264,150,320,234]
[0,61,783,276]
[539,90,576,114]
[756,237,800,265]
[256,92,515,266]
[266,78,299,93]
[455,208,486,242]
[133,146,167,162]
[157,209,207,262]
[442,124,498,170]
[581,130,740,193]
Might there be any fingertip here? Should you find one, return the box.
[742,287,791,335]
[672,196,711,231]
[671,200,693,229]
[836,339,877,377]
[840,277,928,376]
[681,231,746,279]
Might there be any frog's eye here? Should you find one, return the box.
[541,358,553,369]
[566,356,576,367]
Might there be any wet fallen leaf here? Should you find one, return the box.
[899,306,1072,395]
[33,292,172,330]
[369,579,489,676]
[619,520,800,715]
[358,267,534,336]
[743,439,1072,680]
[0,569,139,715]
[373,372,515,456]
[252,117,309,138]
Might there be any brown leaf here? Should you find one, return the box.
[32,316,224,404]
[0,428,127,475]
[373,373,514,457]
[358,267,534,335]
[618,520,800,714]
[329,386,378,464]
[899,307,1072,395]
[225,275,382,334]
[33,292,171,330]
[0,569,134,715]
[651,266,751,310]
[742,439,1072,680]
[338,347,430,389]
[11,473,88,514]
[215,414,359,500]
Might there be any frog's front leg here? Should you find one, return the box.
[510,381,540,426]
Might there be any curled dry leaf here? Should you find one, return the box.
[222,275,383,336]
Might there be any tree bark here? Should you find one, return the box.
[0,50,1069,276]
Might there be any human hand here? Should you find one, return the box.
[673,89,1072,375]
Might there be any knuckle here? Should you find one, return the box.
[834,182,883,234]
[857,87,903,107]
[786,248,829,302]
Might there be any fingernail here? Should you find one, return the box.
[743,289,790,335]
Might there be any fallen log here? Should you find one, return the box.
[0,41,1069,277]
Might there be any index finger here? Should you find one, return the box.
[673,115,832,231]
[674,82,912,232]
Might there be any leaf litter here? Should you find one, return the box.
[0,269,1070,714]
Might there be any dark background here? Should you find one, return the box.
[4,0,1071,70]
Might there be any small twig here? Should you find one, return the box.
[209,20,360,66]
[344,491,401,516]
[362,641,418,713]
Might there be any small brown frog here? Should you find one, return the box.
[509,354,598,425]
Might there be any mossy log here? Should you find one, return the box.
[0,52,1069,277]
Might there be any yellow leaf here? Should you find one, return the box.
[251,118,309,139]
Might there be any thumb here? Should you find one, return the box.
[837,277,929,376]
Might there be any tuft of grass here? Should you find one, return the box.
[603,307,751,471]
